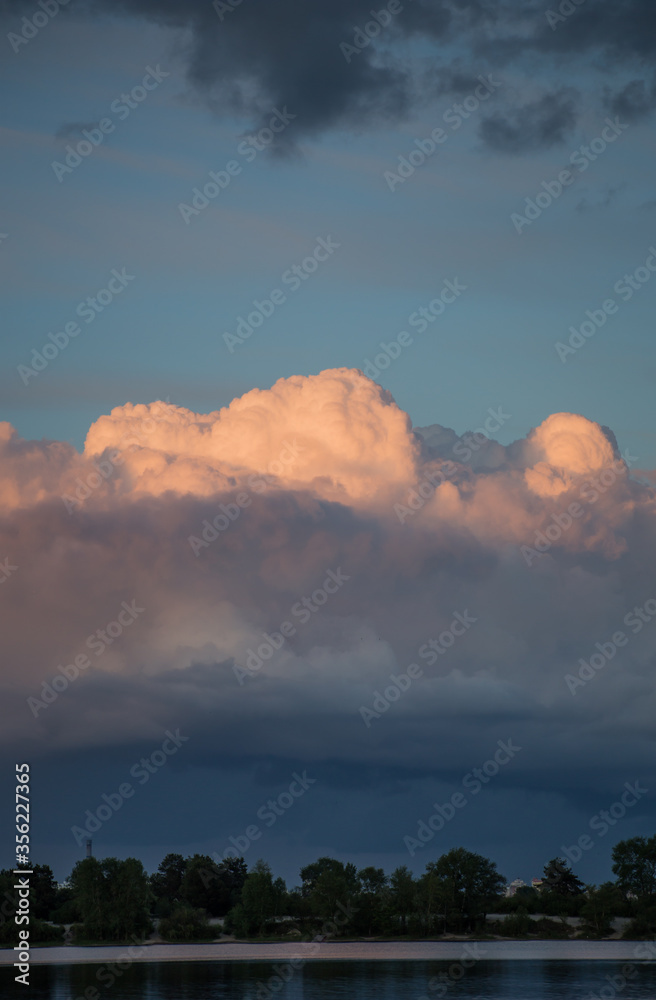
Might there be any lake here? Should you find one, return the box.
[6,946,656,1000]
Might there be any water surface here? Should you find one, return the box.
[5,955,656,1000]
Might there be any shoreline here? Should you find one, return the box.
[1,939,653,966]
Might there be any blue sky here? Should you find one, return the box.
[2,10,655,462]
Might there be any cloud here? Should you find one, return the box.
[3,0,655,150]
[54,122,104,144]
[604,76,656,122]
[478,90,579,154]
[523,411,617,497]
[81,368,419,504]
[1,368,654,822]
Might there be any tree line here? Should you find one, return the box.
[1,835,655,945]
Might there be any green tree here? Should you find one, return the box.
[50,880,79,924]
[69,857,151,941]
[151,853,186,905]
[542,858,585,896]
[355,866,388,936]
[181,854,247,916]
[579,882,623,938]
[299,857,358,927]
[389,865,416,935]
[418,861,451,935]
[69,857,106,938]
[612,836,656,901]
[31,864,58,920]
[217,856,248,912]
[423,847,505,933]
[227,860,285,938]
[104,857,152,940]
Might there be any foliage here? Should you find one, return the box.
[492,913,571,939]
[492,911,534,937]
[495,887,539,914]
[0,916,65,946]
[419,847,505,933]
[50,882,79,924]
[69,857,152,941]
[353,866,389,936]
[621,901,656,939]
[542,858,585,896]
[578,882,623,938]
[389,865,417,935]
[158,904,215,941]
[0,864,59,923]
[299,857,359,928]
[538,889,585,917]
[612,836,656,900]
[226,860,286,937]
[31,865,58,919]
[180,854,247,917]
[150,853,186,903]
[13,837,656,945]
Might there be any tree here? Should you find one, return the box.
[181,854,247,916]
[217,856,248,912]
[103,857,152,940]
[542,858,585,896]
[299,857,358,926]
[418,860,450,935]
[31,864,58,920]
[69,857,106,939]
[612,836,656,901]
[227,860,285,937]
[579,882,623,938]
[389,865,416,935]
[356,866,388,936]
[423,847,505,933]
[50,879,79,924]
[69,857,151,941]
[151,853,186,906]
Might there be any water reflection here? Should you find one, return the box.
[14,959,656,1000]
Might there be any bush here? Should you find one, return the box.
[0,919,65,946]
[539,890,584,917]
[490,913,572,939]
[158,905,214,942]
[533,917,571,939]
[50,899,80,924]
[32,920,66,945]
[493,912,534,937]
[622,905,656,940]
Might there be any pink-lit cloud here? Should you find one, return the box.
[0,368,654,788]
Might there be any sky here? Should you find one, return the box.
[0,0,655,889]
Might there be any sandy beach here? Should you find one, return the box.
[1,939,652,966]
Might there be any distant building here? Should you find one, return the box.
[505,878,526,897]
[531,878,544,890]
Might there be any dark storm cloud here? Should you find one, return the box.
[2,0,655,150]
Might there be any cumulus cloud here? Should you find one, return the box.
[81,369,419,504]
[0,368,654,815]
[523,411,618,497]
